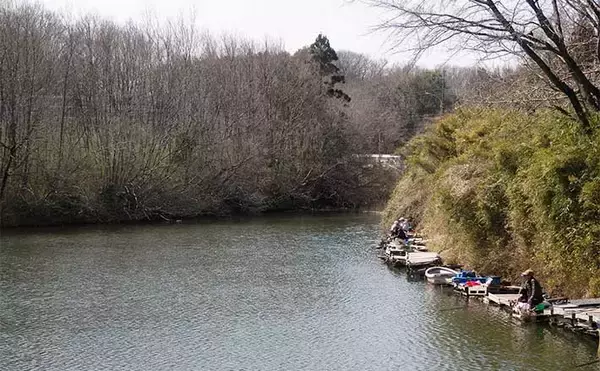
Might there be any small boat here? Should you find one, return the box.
[450,270,490,296]
[451,270,487,285]
[406,252,442,269]
[425,266,459,285]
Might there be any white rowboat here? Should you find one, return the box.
[425,266,458,285]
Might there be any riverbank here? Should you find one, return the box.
[1,148,395,228]
[384,108,600,299]
[0,206,384,230]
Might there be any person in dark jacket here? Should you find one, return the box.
[519,269,544,309]
[395,227,407,241]
[390,220,407,240]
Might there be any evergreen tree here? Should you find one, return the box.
[309,34,351,102]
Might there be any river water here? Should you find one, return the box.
[1,214,598,371]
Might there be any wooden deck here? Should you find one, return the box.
[486,285,521,295]
[448,281,600,331]
[378,238,600,340]
[545,304,600,327]
[487,293,521,306]
[536,301,600,337]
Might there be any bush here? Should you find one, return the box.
[385,108,600,298]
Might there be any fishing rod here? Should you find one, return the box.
[575,358,600,368]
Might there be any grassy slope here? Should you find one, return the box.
[384,108,600,298]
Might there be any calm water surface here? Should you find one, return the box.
[1,214,598,370]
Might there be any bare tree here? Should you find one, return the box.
[337,50,387,81]
[362,0,600,131]
[0,3,401,225]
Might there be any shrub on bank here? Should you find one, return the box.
[384,108,600,298]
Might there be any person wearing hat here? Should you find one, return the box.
[399,217,412,233]
[389,218,407,241]
[518,269,544,310]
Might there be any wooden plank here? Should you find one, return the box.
[487,286,521,295]
[553,304,585,309]
[487,293,521,306]
[452,285,486,297]
[564,298,600,307]
[406,251,440,263]
[547,297,569,304]
[562,308,593,316]
[550,299,600,324]
[574,308,600,323]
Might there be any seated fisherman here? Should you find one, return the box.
[399,217,412,232]
[518,269,544,310]
[390,219,407,241]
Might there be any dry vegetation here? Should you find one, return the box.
[384,109,600,298]
[375,0,600,297]
[0,2,468,226]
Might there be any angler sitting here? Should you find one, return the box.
[516,269,545,312]
[390,219,408,241]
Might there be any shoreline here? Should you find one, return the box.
[0,208,384,231]
[379,238,600,359]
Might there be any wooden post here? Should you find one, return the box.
[572,313,576,327]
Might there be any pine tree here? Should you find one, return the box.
[309,34,351,102]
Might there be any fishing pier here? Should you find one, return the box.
[378,234,600,360]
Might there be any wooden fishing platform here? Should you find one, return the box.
[454,285,521,299]
[486,285,521,295]
[446,279,600,330]
[377,233,600,344]
[484,292,552,322]
[485,293,521,307]
[543,300,600,336]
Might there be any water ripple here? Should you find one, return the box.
[1,215,598,370]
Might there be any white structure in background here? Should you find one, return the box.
[353,154,404,171]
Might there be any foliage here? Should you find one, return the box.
[309,34,351,102]
[384,108,600,298]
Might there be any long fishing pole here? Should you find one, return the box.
[575,358,600,368]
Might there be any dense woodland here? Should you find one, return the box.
[0,3,478,226]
